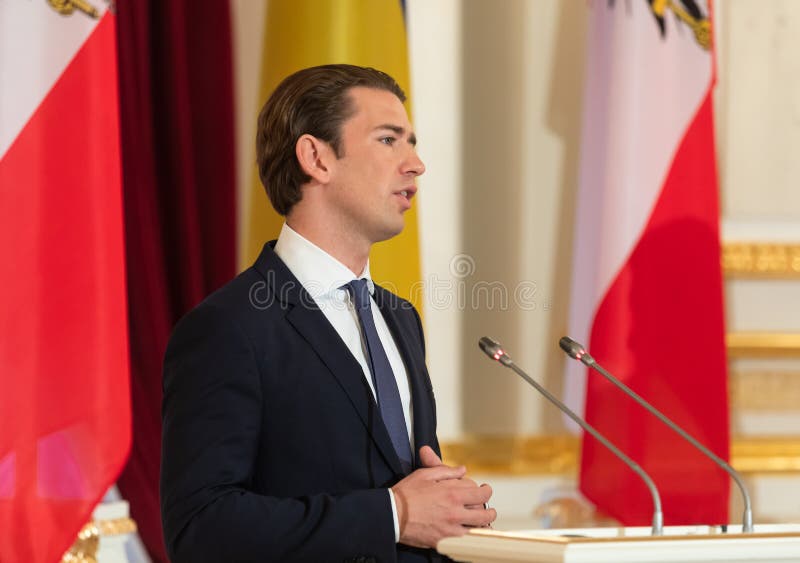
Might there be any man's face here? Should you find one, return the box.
[325,87,425,245]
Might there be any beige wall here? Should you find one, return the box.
[717,0,800,225]
[456,0,587,436]
[715,0,800,446]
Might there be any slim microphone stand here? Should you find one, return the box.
[480,338,664,535]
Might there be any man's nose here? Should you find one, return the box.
[403,151,426,176]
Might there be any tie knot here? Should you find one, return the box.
[344,278,372,310]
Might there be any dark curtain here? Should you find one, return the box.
[115,2,237,560]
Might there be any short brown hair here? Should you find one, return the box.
[256,64,406,216]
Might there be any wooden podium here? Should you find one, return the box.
[437,524,800,562]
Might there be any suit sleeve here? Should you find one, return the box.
[160,304,397,563]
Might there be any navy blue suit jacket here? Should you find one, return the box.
[161,242,447,562]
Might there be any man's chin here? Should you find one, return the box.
[371,220,406,244]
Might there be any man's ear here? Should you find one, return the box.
[295,134,335,184]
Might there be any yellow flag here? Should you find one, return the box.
[243,0,422,308]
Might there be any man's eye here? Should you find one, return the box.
[379,137,396,145]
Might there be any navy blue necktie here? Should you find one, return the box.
[345,279,413,474]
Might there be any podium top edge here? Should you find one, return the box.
[467,524,800,545]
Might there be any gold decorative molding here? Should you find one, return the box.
[730,368,800,410]
[61,518,137,563]
[726,332,800,358]
[61,522,99,563]
[722,242,800,278]
[441,435,579,475]
[47,0,99,18]
[731,438,800,473]
[96,516,138,536]
[442,435,800,476]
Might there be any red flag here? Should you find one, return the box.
[0,5,131,561]
[565,1,729,525]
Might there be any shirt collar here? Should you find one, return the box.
[273,222,374,300]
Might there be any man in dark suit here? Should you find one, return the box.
[160,64,496,562]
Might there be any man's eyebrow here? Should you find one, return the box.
[374,124,418,146]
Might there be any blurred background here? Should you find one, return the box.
[3,1,800,561]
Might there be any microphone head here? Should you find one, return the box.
[559,336,589,362]
[479,336,513,366]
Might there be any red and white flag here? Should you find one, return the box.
[0,3,130,561]
[566,0,729,525]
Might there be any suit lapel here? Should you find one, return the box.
[254,243,404,477]
[373,288,436,469]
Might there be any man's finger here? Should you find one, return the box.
[457,506,497,528]
[418,445,443,468]
[416,463,466,481]
[450,483,492,506]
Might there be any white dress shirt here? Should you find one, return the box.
[273,222,413,541]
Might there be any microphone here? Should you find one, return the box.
[479,336,664,535]
[560,336,754,533]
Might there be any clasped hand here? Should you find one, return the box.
[391,445,497,549]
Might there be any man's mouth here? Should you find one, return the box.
[396,186,417,201]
